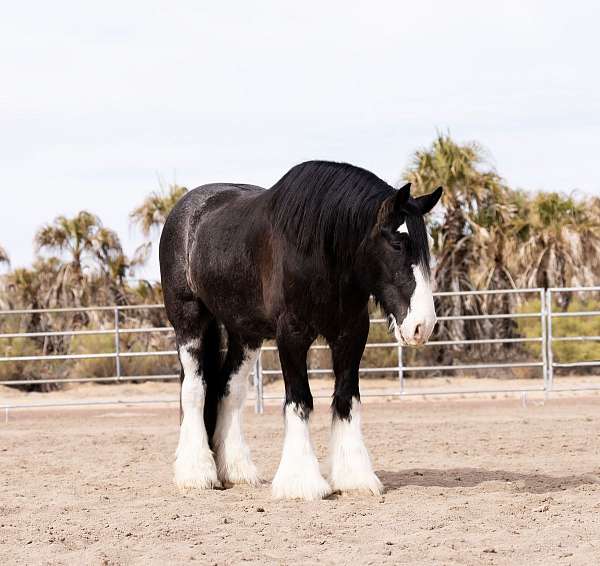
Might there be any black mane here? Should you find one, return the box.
[268,160,431,273]
[268,161,393,266]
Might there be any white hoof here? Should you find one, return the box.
[174,451,220,491]
[331,469,383,495]
[271,468,332,501]
[215,451,261,486]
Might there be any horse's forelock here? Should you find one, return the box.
[405,214,432,279]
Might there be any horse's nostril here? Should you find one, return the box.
[414,324,422,340]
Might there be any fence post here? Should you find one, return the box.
[540,289,548,396]
[254,350,264,414]
[114,307,121,381]
[546,289,554,391]
[397,343,404,394]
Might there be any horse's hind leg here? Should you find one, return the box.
[212,333,261,486]
[171,299,220,491]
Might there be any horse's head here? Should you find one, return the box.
[362,183,443,347]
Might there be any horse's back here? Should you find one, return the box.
[169,183,263,221]
[159,183,265,308]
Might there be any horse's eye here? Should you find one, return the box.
[390,234,408,251]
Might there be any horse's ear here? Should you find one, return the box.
[411,187,443,215]
[394,183,411,213]
[374,183,411,233]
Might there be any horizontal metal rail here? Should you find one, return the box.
[1,398,180,411]
[119,350,177,358]
[433,288,543,297]
[369,312,542,324]
[0,350,179,362]
[2,352,118,362]
[552,336,600,342]
[0,327,173,339]
[548,286,600,293]
[261,336,542,352]
[552,361,600,368]
[422,337,542,346]
[0,304,166,315]
[550,311,600,318]
[0,374,180,386]
[261,361,543,376]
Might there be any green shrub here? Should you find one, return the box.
[70,333,117,378]
[517,297,600,367]
[0,337,44,383]
[70,331,179,380]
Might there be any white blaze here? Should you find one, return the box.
[395,222,437,346]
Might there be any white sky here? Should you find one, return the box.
[1,1,599,280]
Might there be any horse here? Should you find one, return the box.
[159,160,442,500]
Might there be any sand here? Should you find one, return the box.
[2,388,600,565]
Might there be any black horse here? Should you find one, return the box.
[159,160,442,500]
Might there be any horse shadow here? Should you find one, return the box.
[377,468,600,494]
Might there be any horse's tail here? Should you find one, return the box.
[202,318,223,448]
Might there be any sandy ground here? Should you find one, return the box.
[2,391,600,565]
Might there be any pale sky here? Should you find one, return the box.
[1,1,599,280]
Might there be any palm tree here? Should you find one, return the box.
[34,211,150,308]
[404,134,513,285]
[513,191,600,292]
[0,259,72,391]
[34,210,106,311]
[91,227,150,305]
[403,133,516,346]
[1,265,42,311]
[35,211,102,273]
[130,184,188,237]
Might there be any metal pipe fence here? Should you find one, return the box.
[1,286,599,413]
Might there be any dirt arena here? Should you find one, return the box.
[2,385,600,565]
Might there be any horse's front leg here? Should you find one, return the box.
[329,311,383,495]
[271,316,331,500]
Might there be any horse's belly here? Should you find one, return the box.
[194,270,275,340]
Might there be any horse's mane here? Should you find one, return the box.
[267,160,431,274]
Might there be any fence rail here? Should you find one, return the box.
[1,286,599,413]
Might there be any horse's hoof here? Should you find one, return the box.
[271,473,332,501]
[174,455,221,492]
[217,457,261,487]
[330,472,383,496]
